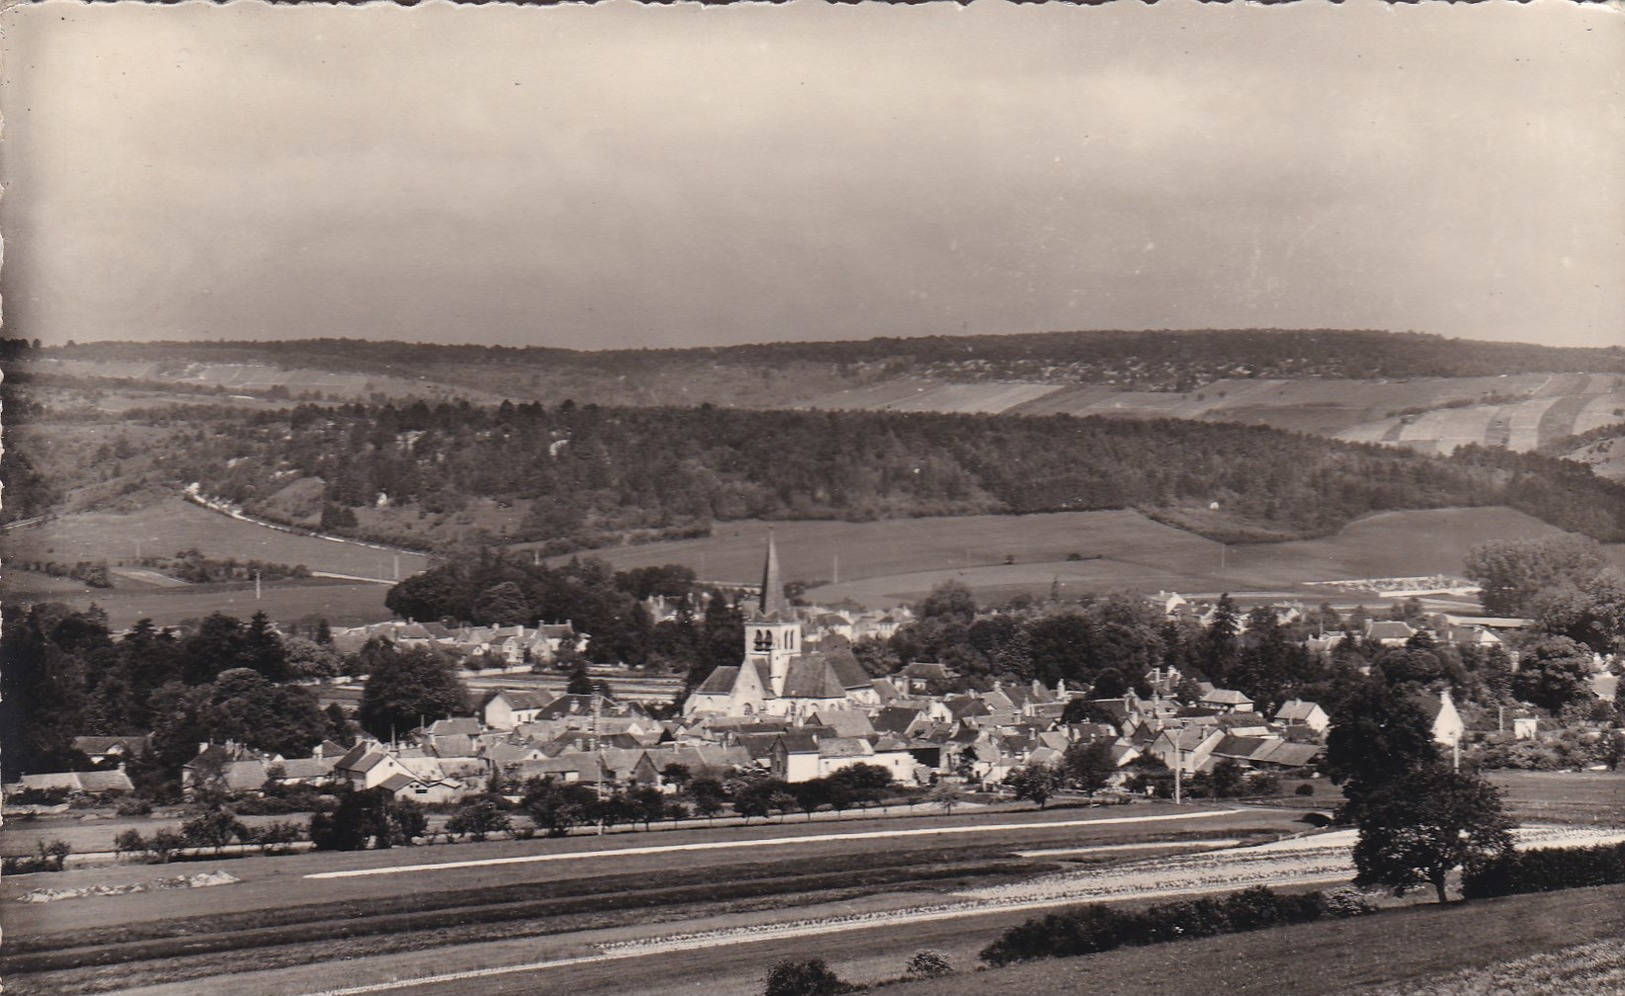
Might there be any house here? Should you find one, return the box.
[770,731,823,783]
[1419,689,1465,748]
[1365,620,1417,647]
[805,709,877,740]
[1273,699,1330,734]
[377,772,469,805]
[1199,689,1255,714]
[272,757,339,787]
[333,744,417,790]
[898,661,955,695]
[72,735,151,765]
[1513,717,1539,740]
[1148,727,1224,774]
[14,769,136,796]
[483,689,558,730]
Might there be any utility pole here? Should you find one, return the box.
[1173,741,1184,805]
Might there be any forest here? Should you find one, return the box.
[145,401,1625,554]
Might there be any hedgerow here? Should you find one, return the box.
[979,886,1366,967]
[1462,841,1625,899]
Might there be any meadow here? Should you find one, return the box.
[551,506,1594,609]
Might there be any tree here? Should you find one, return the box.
[929,780,964,815]
[762,958,852,996]
[181,807,246,855]
[310,787,396,851]
[565,661,595,696]
[1324,679,1441,823]
[1351,765,1513,904]
[1464,535,1606,617]
[1060,740,1116,796]
[688,777,727,825]
[918,580,977,622]
[446,799,512,842]
[1005,764,1060,809]
[1512,636,1596,714]
[523,776,599,837]
[242,611,289,682]
[357,644,470,741]
[1531,569,1625,654]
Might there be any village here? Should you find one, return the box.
[15,534,1613,840]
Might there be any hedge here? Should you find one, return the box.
[1462,841,1625,899]
[979,886,1371,967]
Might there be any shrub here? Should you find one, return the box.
[1323,886,1380,918]
[981,886,1332,968]
[1295,783,1316,796]
[1,840,72,874]
[1462,841,1625,899]
[904,950,955,979]
[116,797,154,817]
[762,958,852,996]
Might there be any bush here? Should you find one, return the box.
[762,958,853,996]
[1463,841,1625,899]
[1323,886,1380,918]
[116,797,154,817]
[1294,783,1316,796]
[904,950,955,979]
[1,840,72,874]
[981,886,1331,967]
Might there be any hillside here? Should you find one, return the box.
[14,333,1624,474]
[106,401,1625,554]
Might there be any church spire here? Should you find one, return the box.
[759,528,783,619]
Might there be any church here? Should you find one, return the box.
[683,532,873,719]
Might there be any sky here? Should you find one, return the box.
[1,0,1621,352]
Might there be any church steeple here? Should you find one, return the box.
[759,528,783,619]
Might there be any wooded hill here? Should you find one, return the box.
[152,402,1625,553]
[27,329,1625,402]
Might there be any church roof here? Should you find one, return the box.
[692,666,741,696]
[781,658,848,699]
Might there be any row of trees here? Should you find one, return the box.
[0,602,481,789]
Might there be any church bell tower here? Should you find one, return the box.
[745,529,799,696]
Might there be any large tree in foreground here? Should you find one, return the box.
[1351,764,1513,904]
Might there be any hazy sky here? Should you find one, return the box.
[2,0,1620,351]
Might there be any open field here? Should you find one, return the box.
[881,883,1625,996]
[1486,770,1625,826]
[4,496,429,578]
[0,578,397,630]
[72,824,1624,996]
[1396,935,1625,995]
[550,506,1613,609]
[799,373,1625,454]
[2,804,1300,995]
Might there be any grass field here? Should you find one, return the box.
[1486,770,1625,826]
[550,506,1608,609]
[2,804,1301,996]
[879,883,1625,996]
[0,578,396,630]
[4,496,429,579]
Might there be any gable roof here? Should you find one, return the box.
[781,658,848,699]
[692,666,742,697]
[806,710,876,739]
